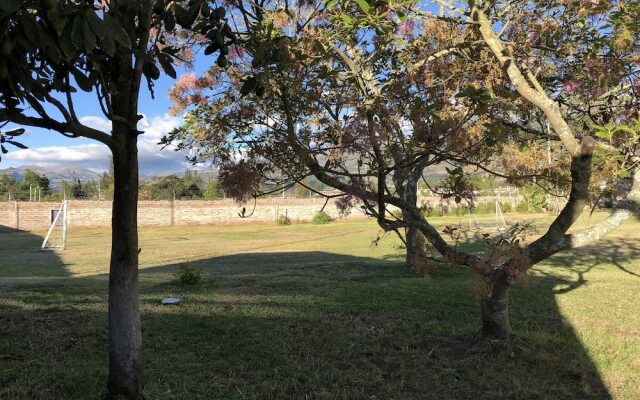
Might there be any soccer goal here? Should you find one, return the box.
[41,201,68,251]
[495,200,508,231]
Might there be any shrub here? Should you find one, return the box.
[175,264,202,285]
[277,214,292,225]
[312,211,332,224]
[423,204,444,217]
[515,200,530,213]
[499,202,513,213]
[474,202,495,214]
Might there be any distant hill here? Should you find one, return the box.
[0,162,448,192]
[0,166,102,190]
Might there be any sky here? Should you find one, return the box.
[2,61,213,176]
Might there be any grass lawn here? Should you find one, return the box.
[0,214,639,399]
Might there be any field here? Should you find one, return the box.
[1,214,639,399]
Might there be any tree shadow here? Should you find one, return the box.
[0,225,70,279]
[2,222,627,400]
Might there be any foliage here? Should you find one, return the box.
[518,184,548,213]
[277,214,292,226]
[0,0,237,397]
[0,127,26,160]
[167,0,638,339]
[175,264,202,285]
[203,178,225,200]
[311,211,332,224]
[0,172,18,200]
[141,171,207,200]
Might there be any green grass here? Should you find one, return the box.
[0,215,639,399]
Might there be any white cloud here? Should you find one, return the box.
[4,114,209,175]
[79,115,112,133]
[5,143,111,169]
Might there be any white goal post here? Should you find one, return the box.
[41,201,68,251]
[495,200,507,231]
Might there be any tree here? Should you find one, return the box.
[60,179,71,200]
[168,0,639,339]
[16,168,51,200]
[146,174,185,200]
[204,178,225,200]
[71,178,86,199]
[295,178,312,198]
[182,169,204,198]
[0,172,18,200]
[0,1,232,397]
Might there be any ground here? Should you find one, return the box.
[0,214,639,399]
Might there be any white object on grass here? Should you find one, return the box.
[495,200,507,231]
[161,298,181,305]
[41,200,68,251]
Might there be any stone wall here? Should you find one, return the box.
[0,196,521,232]
[0,198,357,231]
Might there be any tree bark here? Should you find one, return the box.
[404,173,419,267]
[480,271,511,339]
[107,128,143,399]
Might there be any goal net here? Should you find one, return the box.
[41,201,68,251]
[495,201,508,231]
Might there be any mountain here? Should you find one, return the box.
[0,166,103,190]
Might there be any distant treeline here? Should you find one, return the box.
[0,168,328,201]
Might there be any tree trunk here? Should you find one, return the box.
[107,129,143,399]
[404,174,419,267]
[480,271,511,339]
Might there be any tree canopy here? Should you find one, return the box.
[167,0,639,338]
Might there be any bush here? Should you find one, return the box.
[175,264,202,285]
[499,202,513,213]
[473,202,495,214]
[312,211,332,224]
[515,201,530,213]
[277,214,292,225]
[423,204,444,217]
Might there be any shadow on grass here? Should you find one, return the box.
[0,228,69,279]
[2,222,626,400]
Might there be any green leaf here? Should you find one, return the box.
[594,130,611,139]
[157,53,176,79]
[204,43,219,55]
[0,0,21,15]
[82,19,97,52]
[71,68,93,92]
[240,76,257,96]
[101,35,115,56]
[87,10,106,38]
[21,17,41,47]
[48,11,67,36]
[71,16,84,48]
[183,3,200,28]
[355,0,371,14]
[59,25,75,59]
[340,14,352,24]
[613,126,637,136]
[105,13,131,49]
[43,39,62,64]
[618,170,631,178]
[5,140,27,149]
[143,61,161,80]
[164,11,176,31]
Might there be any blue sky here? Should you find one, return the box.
[2,61,214,176]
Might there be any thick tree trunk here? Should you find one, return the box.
[480,271,511,339]
[107,130,143,399]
